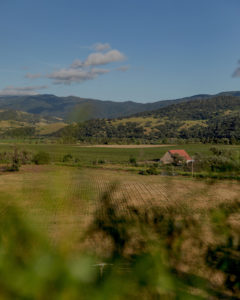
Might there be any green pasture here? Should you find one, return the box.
[0,143,240,165]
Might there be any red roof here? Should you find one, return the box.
[168,149,192,161]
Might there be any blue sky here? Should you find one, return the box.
[0,0,240,102]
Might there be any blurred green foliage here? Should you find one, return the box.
[0,179,240,299]
[33,151,51,165]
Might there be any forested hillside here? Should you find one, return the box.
[1,93,240,143]
[0,94,201,121]
[54,95,240,144]
[132,95,240,120]
[0,91,239,121]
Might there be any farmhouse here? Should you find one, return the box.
[160,149,192,165]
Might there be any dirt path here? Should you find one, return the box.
[77,144,174,148]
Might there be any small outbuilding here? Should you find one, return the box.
[160,149,192,165]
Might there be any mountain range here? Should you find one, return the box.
[55,94,240,143]
[1,91,240,140]
[0,91,240,121]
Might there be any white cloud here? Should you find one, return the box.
[71,49,126,68]
[0,85,48,96]
[48,68,109,84]
[25,73,42,79]
[70,59,83,69]
[46,44,127,85]
[85,50,125,66]
[46,44,126,84]
[93,43,111,51]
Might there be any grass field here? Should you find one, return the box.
[1,154,240,298]
[1,164,239,249]
[0,143,240,165]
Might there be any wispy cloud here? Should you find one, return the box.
[93,43,111,51]
[70,59,83,69]
[19,43,128,86]
[84,50,125,66]
[70,49,125,68]
[79,42,111,52]
[232,60,240,77]
[0,85,48,96]
[48,68,109,85]
[48,44,127,85]
[25,73,42,79]
[116,65,130,72]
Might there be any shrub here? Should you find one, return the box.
[7,147,21,172]
[6,162,20,172]
[139,167,159,175]
[0,151,12,164]
[129,157,137,165]
[62,153,73,162]
[98,159,105,164]
[20,150,33,164]
[146,166,159,175]
[171,153,186,166]
[139,170,148,175]
[33,151,50,165]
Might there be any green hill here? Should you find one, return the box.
[0,91,239,121]
[54,95,240,144]
[1,92,240,142]
[0,109,66,137]
[131,95,240,120]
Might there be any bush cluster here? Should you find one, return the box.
[139,166,159,175]
[33,151,50,165]
[0,148,51,171]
